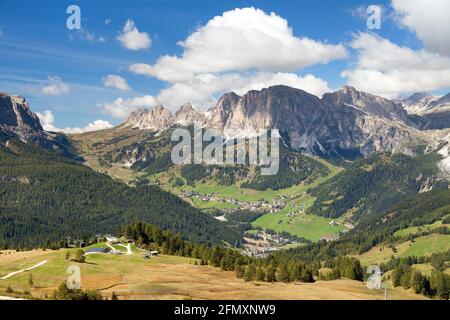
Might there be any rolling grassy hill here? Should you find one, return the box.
[355,234,450,266]
[0,247,427,300]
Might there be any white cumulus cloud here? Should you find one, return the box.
[41,76,70,96]
[128,7,345,110]
[342,33,450,97]
[156,72,330,109]
[117,19,151,50]
[102,74,131,91]
[392,0,450,56]
[36,110,113,133]
[98,95,157,119]
[132,7,346,82]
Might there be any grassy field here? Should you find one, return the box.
[250,159,346,240]
[161,157,346,240]
[393,220,450,238]
[253,211,346,241]
[355,234,450,266]
[0,248,426,300]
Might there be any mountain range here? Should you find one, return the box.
[1,85,450,250]
[119,85,449,161]
[2,85,450,168]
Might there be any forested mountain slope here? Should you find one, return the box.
[72,126,330,191]
[0,140,242,249]
[308,152,448,221]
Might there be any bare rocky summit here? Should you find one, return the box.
[0,93,75,156]
[120,85,446,159]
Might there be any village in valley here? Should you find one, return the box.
[179,190,305,215]
[178,189,353,258]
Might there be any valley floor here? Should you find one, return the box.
[0,249,426,300]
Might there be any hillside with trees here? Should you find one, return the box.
[0,139,243,249]
[308,152,448,221]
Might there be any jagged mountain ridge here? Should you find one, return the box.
[122,85,435,159]
[400,92,450,130]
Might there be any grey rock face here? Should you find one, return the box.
[322,86,409,122]
[0,93,75,157]
[124,104,174,131]
[120,85,437,159]
[206,85,426,158]
[206,92,240,129]
[124,103,206,130]
[401,92,450,129]
[173,103,205,126]
[0,94,43,132]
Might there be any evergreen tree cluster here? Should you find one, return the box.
[391,264,449,300]
[123,222,363,285]
[0,140,242,249]
[308,152,447,220]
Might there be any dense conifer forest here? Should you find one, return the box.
[0,140,242,249]
[308,152,448,220]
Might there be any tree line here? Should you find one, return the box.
[122,222,364,284]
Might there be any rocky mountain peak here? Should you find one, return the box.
[174,102,205,126]
[323,86,408,121]
[429,92,450,108]
[399,92,436,115]
[124,102,207,130]
[114,84,443,159]
[178,102,194,112]
[0,94,43,132]
[124,104,174,131]
[153,103,165,112]
[0,92,75,157]
[207,92,240,128]
[407,92,433,102]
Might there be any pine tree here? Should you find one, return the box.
[431,272,449,300]
[244,265,256,282]
[235,264,245,279]
[256,267,266,282]
[278,263,290,283]
[28,273,34,287]
[300,269,314,283]
[266,265,276,283]
[410,271,425,294]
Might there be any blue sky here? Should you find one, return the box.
[0,0,448,130]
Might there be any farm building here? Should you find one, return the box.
[106,236,119,243]
[142,250,159,259]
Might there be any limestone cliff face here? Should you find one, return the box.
[0,93,43,133]
[173,103,205,126]
[322,86,409,122]
[206,85,427,158]
[0,92,75,157]
[124,102,207,130]
[206,92,240,129]
[124,104,174,131]
[120,85,439,159]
